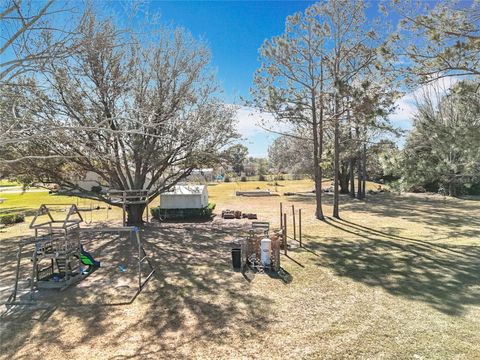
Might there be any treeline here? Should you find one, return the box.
[250,0,479,219]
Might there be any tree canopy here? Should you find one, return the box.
[0,12,237,224]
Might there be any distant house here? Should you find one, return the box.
[73,171,105,192]
[243,162,256,176]
[159,185,208,209]
[187,168,214,182]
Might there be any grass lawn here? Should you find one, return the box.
[0,180,20,187]
[0,190,123,233]
[0,180,479,359]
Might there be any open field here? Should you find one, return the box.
[1,180,479,359]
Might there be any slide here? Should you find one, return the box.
[79,245,101,268]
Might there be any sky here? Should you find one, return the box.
[142,1,323,157]
[3,0,426,158]
[137,0,424,157]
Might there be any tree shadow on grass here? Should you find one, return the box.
[0,222,273,358]
[104,223,273,357]
[0,207,37,217]
[305,218,480,316]
[340,193,480,231]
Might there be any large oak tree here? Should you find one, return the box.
[1,14,237,224]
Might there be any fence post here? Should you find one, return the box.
[292,204,296,241]
[280,202,283,229]
[283,213,287,255]
[299,209,302,248]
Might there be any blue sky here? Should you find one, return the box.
[145,1,320,156]
[3,0,421,157]
[137,1,418,157]
[146,1,317,103]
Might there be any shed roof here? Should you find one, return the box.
[161,185,206,196]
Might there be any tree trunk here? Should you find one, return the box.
[362,126,367,198]
[312,102,324,220]
[312,61,324,220]
[349,157,355,198]
[333,101,340,218]
[339,161,350,194]
[126,203,146,226]
[357,155,363,200]
[313,116,324,220]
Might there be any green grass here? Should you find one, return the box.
[0,190,123,233]
[0,191,104,212]
[0,180,20,187]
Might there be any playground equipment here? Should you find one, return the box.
[7,204,155,305]
[27,204,97,292]
[108,189,150,226]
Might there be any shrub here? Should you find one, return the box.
[91,185,102,194]
[464,182,480,195]
[224,176,231,183]
[240,176,247,182]
[0,213,25,225]
[151,203,216,220]
[258,174,266,181]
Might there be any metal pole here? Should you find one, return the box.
[31,253,37,300]
[137,230,141,290]
[299,209,302,248]
[146,195,149,224]
[292,204,296,241]
[12,244,23,302]
[283,213,287,256]
[122,192,126,226]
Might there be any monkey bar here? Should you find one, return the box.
[6,205,155,306]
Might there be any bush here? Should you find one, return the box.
[224,176,231,183]
[204,202,216,217]
[240,176,247,182]
[258,174,266,181]
[151,203,216,220]
[91,185,102,194]
[0,213,25,225]
[465,182,480,195]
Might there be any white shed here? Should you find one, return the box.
[159,185,208,209]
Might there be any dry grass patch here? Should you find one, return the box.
[0,181,479,359]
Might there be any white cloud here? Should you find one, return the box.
[231,106,294,158]
[234,105,293,137]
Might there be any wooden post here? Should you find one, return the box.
[122,192,126,226]
[292,204,296,241]
[283,213,287,255]
[299,208,302,248]
[146,193,149,223]
[280,202,283,229]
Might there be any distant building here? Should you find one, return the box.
[243,163,256,176]
[159,185,208,209]
[187,168,214,182]
[73,171,105,192]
